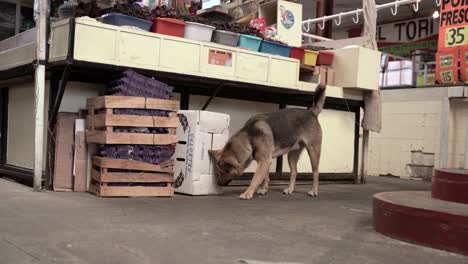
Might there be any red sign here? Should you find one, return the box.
[436,50,458,84]
[438,0,468,50]
[436,0,468,83]
[460,46,468,81]
[208,49,232,67]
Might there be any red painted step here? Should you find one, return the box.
[432,169,468,204]
[373,191,468,256]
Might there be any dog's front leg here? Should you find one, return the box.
[240,159,271,200]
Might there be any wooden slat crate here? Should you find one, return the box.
[89,157,174,197]
[86,96,179,145]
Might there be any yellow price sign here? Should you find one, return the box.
[444,26,468,48]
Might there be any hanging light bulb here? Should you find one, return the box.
[432,10,440,19]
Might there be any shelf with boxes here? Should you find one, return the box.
[85,70,180,197]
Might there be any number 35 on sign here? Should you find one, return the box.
[445,26,468,47]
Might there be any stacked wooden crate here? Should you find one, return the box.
[86,95,179,197]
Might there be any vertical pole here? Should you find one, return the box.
[180,92,189,110]
[15,0,21,35]
[353,109,360,182]
[464,106,468,169]
[315,0,334,38]
[360,129,369,184]
[439,97,450,169]
[275,104,286,179]
[33,0,48,191]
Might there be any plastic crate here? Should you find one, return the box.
[212,30,240,47]
[152,18,185,37]
[238,34,262,51]
[259,40,291,57]
[303,50,319,66]
[317,50,335,65]
[184,22,216,42]
[101,13,153,31]
[290,47,305,61]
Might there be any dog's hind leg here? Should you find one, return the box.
[306,145,321,197]
[256,174,270,195]
[283,149,302,195]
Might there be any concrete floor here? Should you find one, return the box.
[0,177,467,264]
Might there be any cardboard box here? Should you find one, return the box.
[259,0,303,46]
[331,46,381,90]
[174,111,230,195]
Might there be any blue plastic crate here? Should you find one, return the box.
[102,13,153,31]
[238,34,262,51]
[260,40,291,57]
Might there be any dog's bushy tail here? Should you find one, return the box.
[310,84,326,115]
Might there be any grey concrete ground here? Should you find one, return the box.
[0,176,467,264]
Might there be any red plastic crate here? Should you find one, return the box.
[152,18,185,38]
[290,47,305,61]
[317,50,335,65]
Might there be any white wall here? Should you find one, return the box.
[368,87,468,178]
[59,82,104,112]
[6,81,103,170]
[281,106,355,173]
[7,83,48,169]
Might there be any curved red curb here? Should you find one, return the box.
[373,191,468,256]
[432,169,468,204]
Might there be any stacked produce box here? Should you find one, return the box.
[86,70,180,197]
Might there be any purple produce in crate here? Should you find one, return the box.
[113,109,170,117]
[106,70,174,99]
[97,145,175,165]
[110,78,173,99]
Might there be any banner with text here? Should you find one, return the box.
[436,0,468,83]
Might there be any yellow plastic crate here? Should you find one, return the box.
[303,50,319,66]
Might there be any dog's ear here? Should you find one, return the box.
[208,149,221,160]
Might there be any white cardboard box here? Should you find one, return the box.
[332,46,381,91]
[174,111,230,195]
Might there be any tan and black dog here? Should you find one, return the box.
[209,84,326,200]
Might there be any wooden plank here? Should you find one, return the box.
[87,114,154,127]
[93,157,173,173]
[54,188,74,192]
[167,112,177,135]
[53,112,78,191]
[73,132,88,192]
[98,185,174,197]
[146,98,180,111]
[97,171,173,183]
[86,96,146,109]
[86,114,178,128]
[86,131,154,145]
[88,182,101,196]
[153,116,179,128]
[153,134,178,145]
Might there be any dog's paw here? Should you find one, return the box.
[240,191,254,200]
[307,190,318,197]
[283,187,294,195]
[256,188,268,195]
